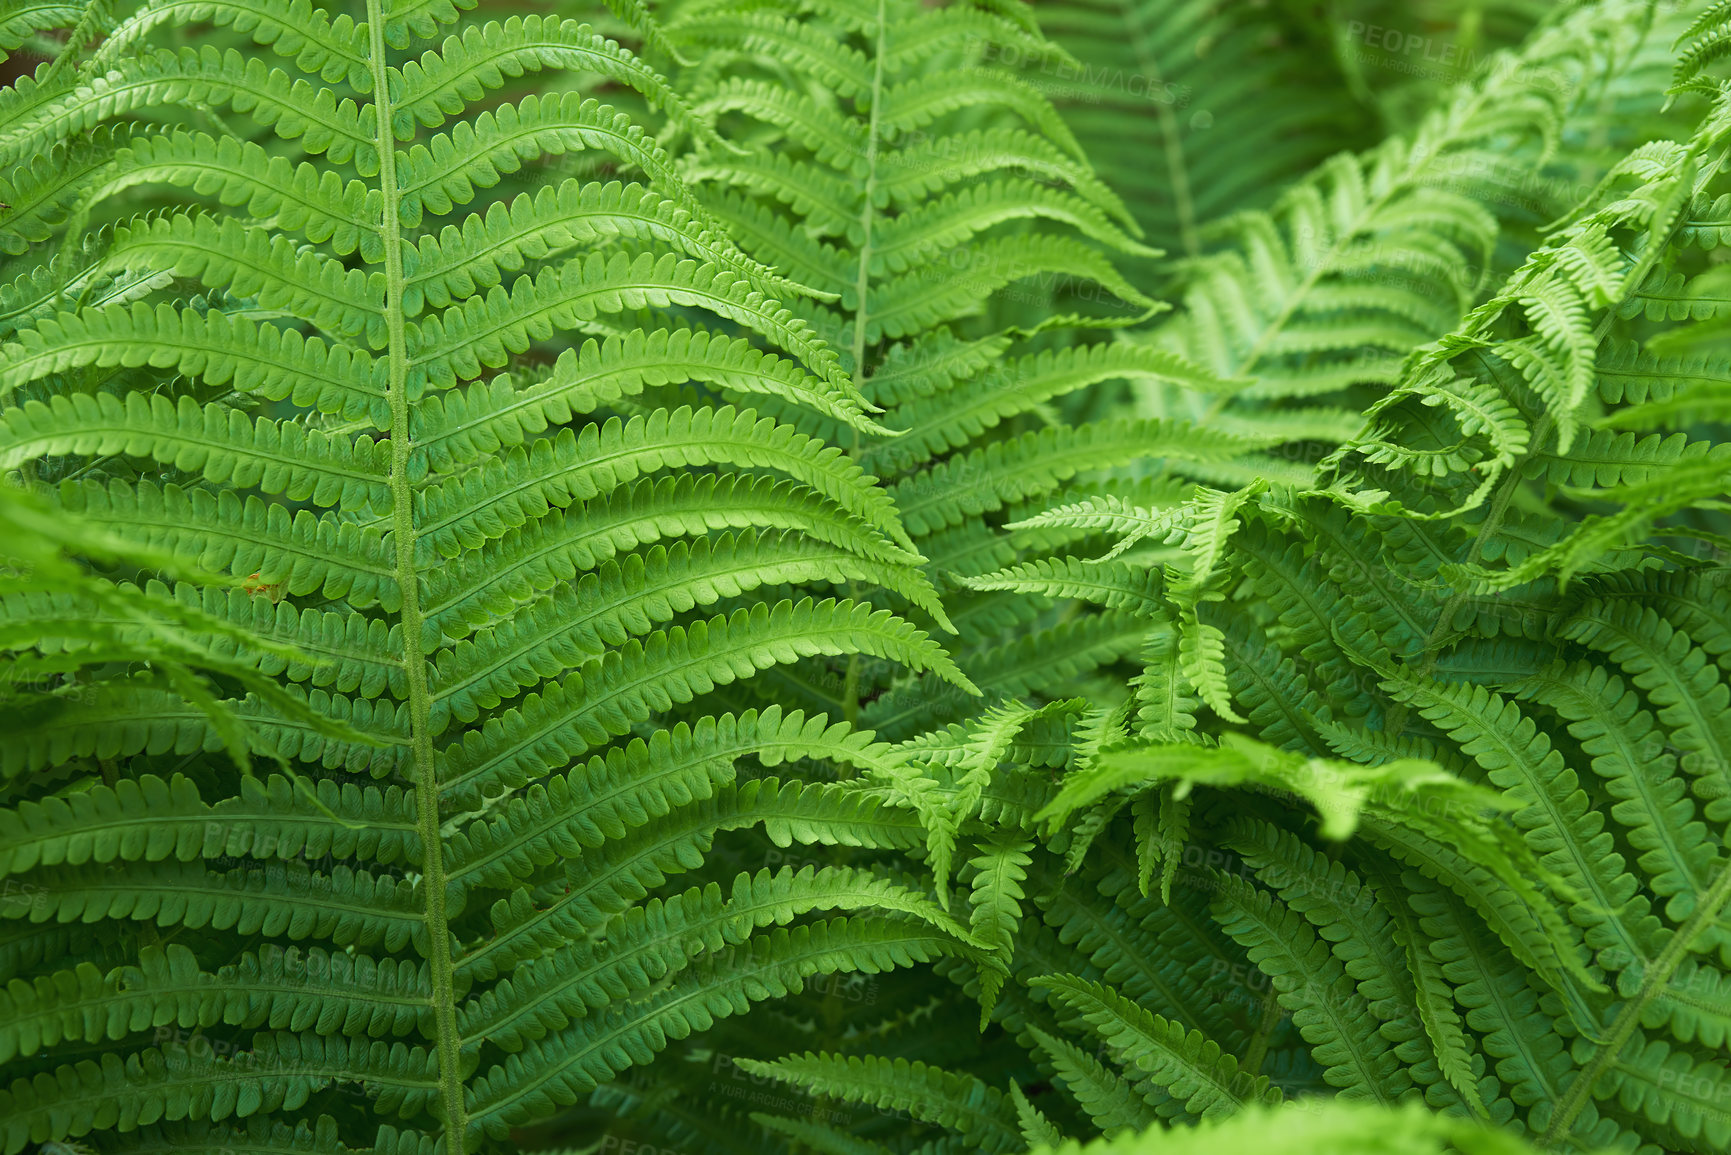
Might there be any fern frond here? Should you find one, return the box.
[728,1052,1025,1153]
[1033,973,1279,1120]
[1210,872,1410,1103]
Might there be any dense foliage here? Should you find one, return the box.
[4,1,1731,1154]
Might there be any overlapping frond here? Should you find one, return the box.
[654,0,1232,732]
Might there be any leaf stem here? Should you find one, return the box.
[1117,0,1197,260]
[364,5,469,1151]
[842,0,888,726]
[1241,987,1284,1078]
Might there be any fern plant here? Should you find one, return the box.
[708,4,1731,1155]
[12,2,1731,1155]
[0,2,1008,1153]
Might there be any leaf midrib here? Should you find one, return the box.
[362,7,470,1153]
